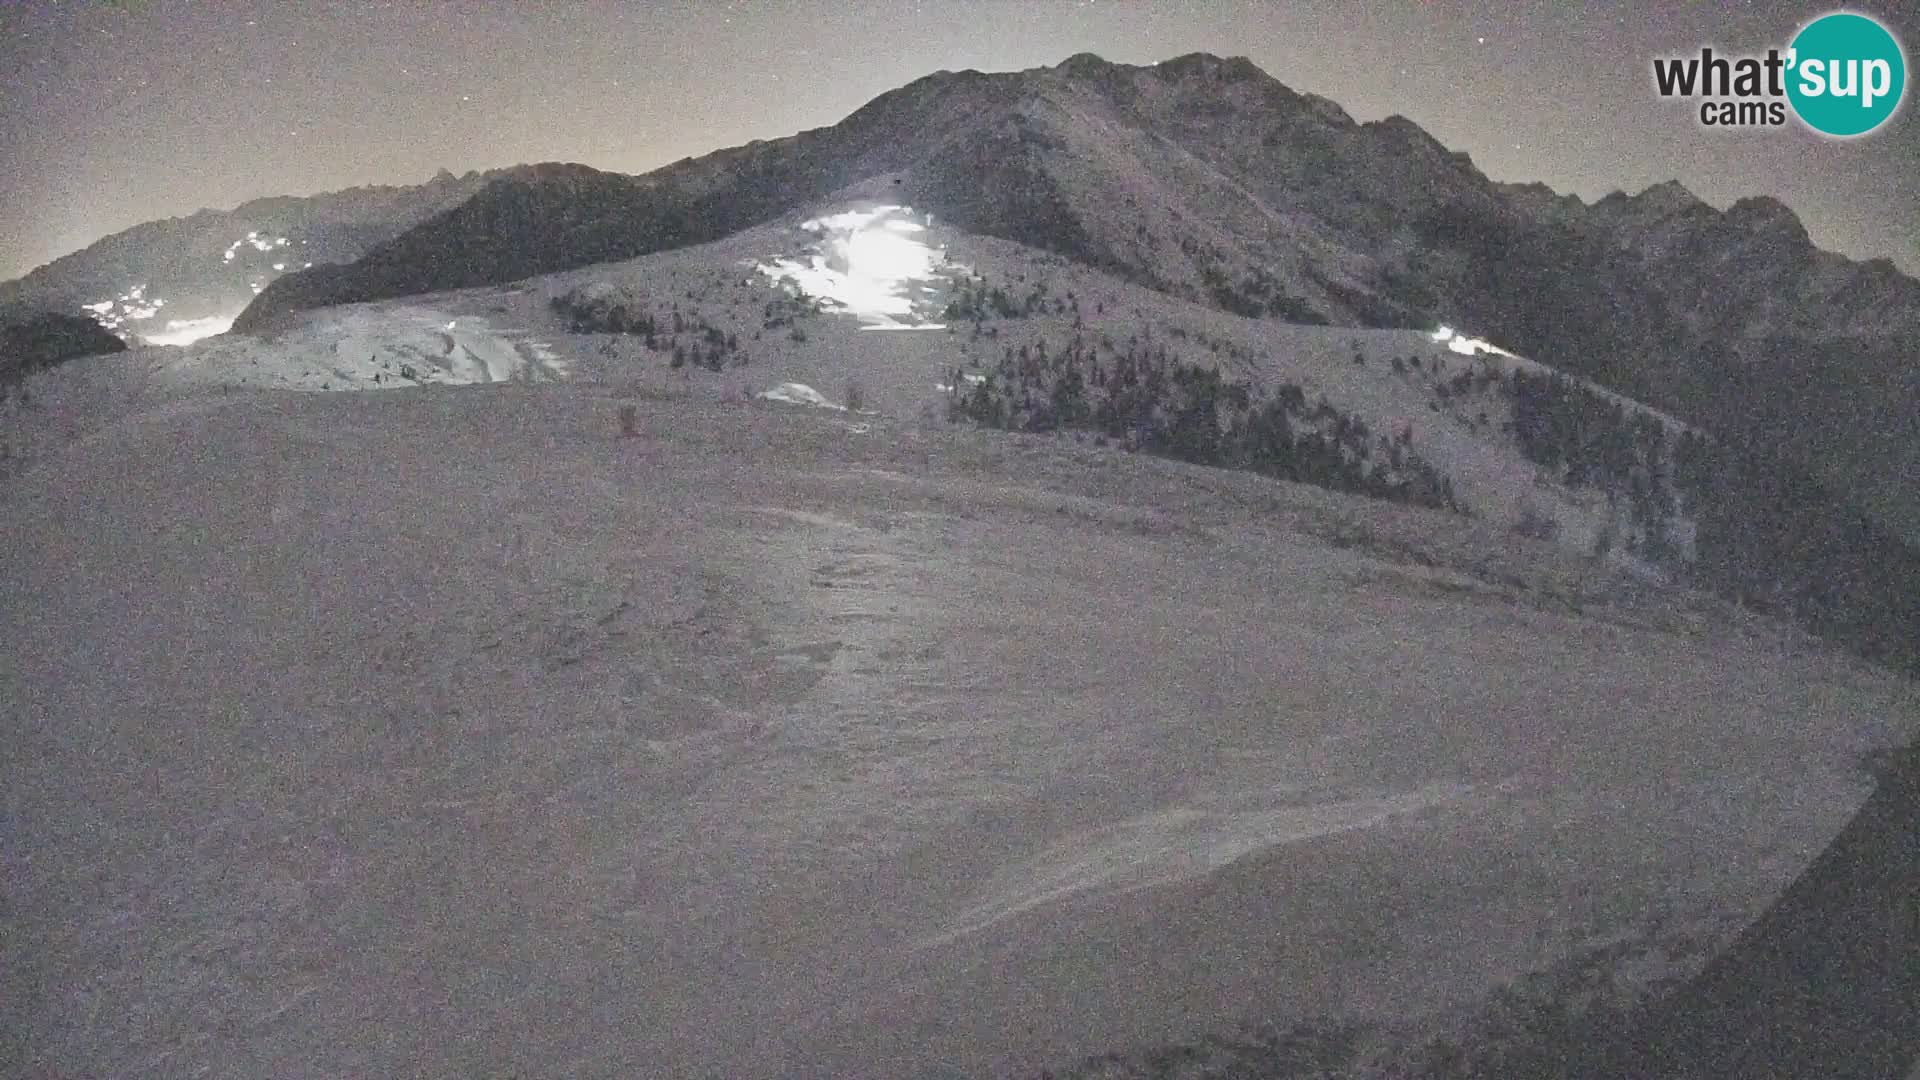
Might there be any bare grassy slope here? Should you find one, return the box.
[2,379,1913,1078]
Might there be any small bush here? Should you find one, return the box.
[617,404,639,438]
[1592,520,1617,560]
[1513,501,1560,541]
[843,380,865,413]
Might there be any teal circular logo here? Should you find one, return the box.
[1786,12,1907,137]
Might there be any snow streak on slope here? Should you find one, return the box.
[753,205,960,330]
[152,304,567,391]
[756,382,846,410]
[1431,325,1518,358]
[918,778,1504,948]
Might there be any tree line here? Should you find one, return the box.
[947,333,1462,513]
[1500,364,1920,675]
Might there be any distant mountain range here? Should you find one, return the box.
[0,167,533,342]
[7,52,1917,538]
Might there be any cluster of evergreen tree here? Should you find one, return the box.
[1501,364,1920,674]
[548,293,742,372]
[942,275,1078,324]
[1503,367,1683,561]
[947,335,1461,513]
[1682,432,1920,675]
[1197,263,1328,324]
[760,294,823,330]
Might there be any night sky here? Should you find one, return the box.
[3,0,1916,281]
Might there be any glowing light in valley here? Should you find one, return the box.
[83,226,311,337]
[753,204,960,330]
[82,284,164,330]
[143,315,235,347]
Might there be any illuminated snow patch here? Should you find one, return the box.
[757,382,845,410]
[152,306,569,391]
[1431,324,1517,358]
[82,284,166,330]
[143,315,235,347]
[935,373,989,392]
[227,234,299,264]
[753,204,962,329]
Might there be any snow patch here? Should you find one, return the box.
[756,382,845,410]
[935,373,989,393]
[920,780,1494,947]
[1431,324,1517,358]
[151,304,569,391]
[753,204,964,330]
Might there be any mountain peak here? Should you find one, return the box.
[1366,114,1478,172]
[1724,195,1810,246]
[1153,52,1268,83]
[1636,180,1704,211]
[1590,179,1707,224]
[1056,52,1114,76]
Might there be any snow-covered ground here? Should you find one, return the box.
[751,204,960,330]
[3,382,1914,1078]
[11,201,1703,579]
[755,381,844,409]
[147,302,567,391]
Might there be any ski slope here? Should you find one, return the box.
[4,383,1914,1078]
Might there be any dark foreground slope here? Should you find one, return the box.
[4,383,1913,1078]
[0,309,127,390]
[1592,737,1920,1078]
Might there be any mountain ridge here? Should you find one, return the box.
[16,52,1920,536]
